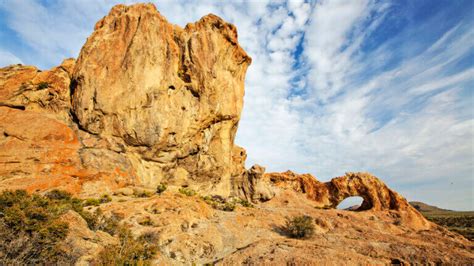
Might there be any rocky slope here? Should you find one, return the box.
[0,3,472,264]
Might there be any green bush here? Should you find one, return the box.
[83,198,101,207]
[133,190,154,198]
[179,187,196,197]
[138,216,154,226]
[97,229,159,265]
[0,190,75,264]
[37,82,49,90]
[156,183,167,195]
[100,194,112,204]
[222,202,236,212]
[82,208,122,236]
[0,190,139,264]
[284,215,315,239]
[236,198,254,208]
[200,196,244,212]
[82,194,112,207]
[45,189,72,201]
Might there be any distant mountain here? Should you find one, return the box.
[409,201,452,212]
[344,205,361,211]
[410,201,473,241]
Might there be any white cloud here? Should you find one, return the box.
[0,50,23,66]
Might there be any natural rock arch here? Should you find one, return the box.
[241,170,432,230]
[249,171,412,212]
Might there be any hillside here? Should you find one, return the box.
[0,3,472,264]
[410,201,451,213]
[410,201,474,241]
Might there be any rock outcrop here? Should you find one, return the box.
[0,106,133,195]
[0,59,74,123]
[255,171,431,230]
[71,4,251,196]
[0,3,251,197]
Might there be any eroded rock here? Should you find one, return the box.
[71,3,251,196]
[259,171,431,230]
[0,59,75,123]
[0,107,134,195]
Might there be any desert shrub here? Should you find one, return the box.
[83,198,101,207]
[156,183,167,195]
[45,189,72,201]
[200,196,246,212]
[37,82,49,90]
[134,190,154,198]
[179,187,196,197]
[97,228,159,265]
[0,190,76,264]
[222,202,236,212]
[284,215,315,239]
[236,198,254,208]
[100,194,112,203]
[138,216,154,226]
[0,189,144,264]
[83,194,112,207]
[0,188,191,264]
[82,208,122,236]
[200,195,223,210]
[424,215,474,240]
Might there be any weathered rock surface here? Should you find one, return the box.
[60,210,118,265]
[0,106,132,195]
[264,171,432,230]
[71,3,251,196]
[0,59,75,123]
[83,190,472,264]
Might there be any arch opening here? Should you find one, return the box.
[336,196,365,211]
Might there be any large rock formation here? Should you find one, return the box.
[71,3,251,196]
[0,3,251,197]
[253,171,431,230]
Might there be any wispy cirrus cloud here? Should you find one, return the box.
[0,49,23,66]
[0,0,472,210]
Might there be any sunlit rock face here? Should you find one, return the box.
[244,171,431,230]
[71,3,251,196]
[0,3,251,197]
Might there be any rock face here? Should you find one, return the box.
[0,3,251,197]
[0,59,74,123]
[258,171,431,230]
[0,106,133,195]
[71,3,251,196]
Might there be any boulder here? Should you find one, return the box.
[60,210,118,265]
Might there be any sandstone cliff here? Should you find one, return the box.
[71,4,251,196]
[0,3,472,264]
[1,3,251,197]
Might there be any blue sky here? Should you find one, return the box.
[0,0,472,210]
